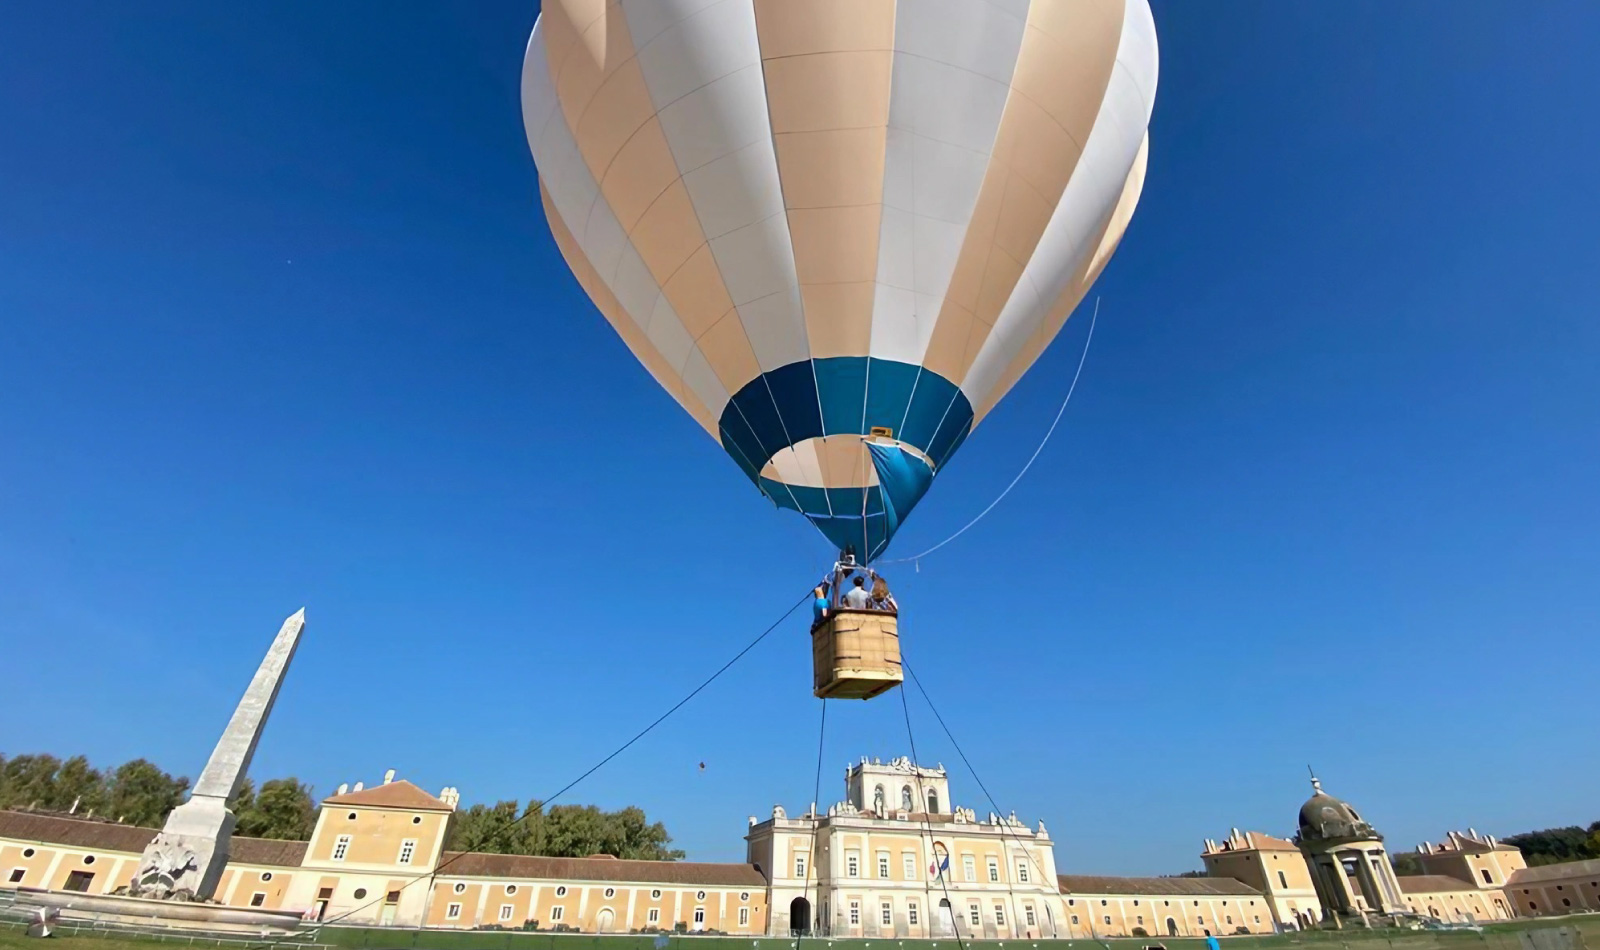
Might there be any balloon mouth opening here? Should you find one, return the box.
[758,434,934,490]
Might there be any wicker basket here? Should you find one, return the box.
[811,609,902,700]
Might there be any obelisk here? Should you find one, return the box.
[131,609,306,901]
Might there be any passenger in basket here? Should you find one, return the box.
[870,576,898,613]
[812,585,831,626]
[842,574,872,608]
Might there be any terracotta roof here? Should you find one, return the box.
[1059,874,1263,897]
[321,780,451,812]
[0,810,156,853]
[0,810,305,868]
[1398,875,1484,894]
[1243,832,1300,851]
[1507,858,1600,885]
[229,837,309,867]
[438,852,767,887]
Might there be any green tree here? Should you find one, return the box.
[1391,852,1423,876]
[107,759,189,827]
[0,754,64,810]
[447,801,532,855]
[442,799,683,860]
[51,756,110,815]
[1503,825,1599,866]
[235,778,316,840]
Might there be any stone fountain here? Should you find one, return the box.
[18,609,311,934]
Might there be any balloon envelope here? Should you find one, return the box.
[523,0,1157,560]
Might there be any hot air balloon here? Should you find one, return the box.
[523,0,1156,555]
[522,0,1157,692]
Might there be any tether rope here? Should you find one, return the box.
[792,697,826,946]
[898,679,968,950]
[247,591,810,950]
[903,660,1062,935]
[880,297,1101,568]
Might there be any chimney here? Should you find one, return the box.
[337,783,349,796]
[353,782,364,792]
[383,769,396,785]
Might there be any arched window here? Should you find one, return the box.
[927,789,940,813]
[902,786,914,811]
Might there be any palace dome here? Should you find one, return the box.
[1296,778,1380,844]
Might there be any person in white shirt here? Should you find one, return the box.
[841,574,872,608]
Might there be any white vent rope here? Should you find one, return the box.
[880,298,1101,569]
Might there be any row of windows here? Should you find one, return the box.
[448,902,751,928]
[835,849,1032,883]
[841,898,1040,930]
[444,883,742,903]
[1067,913,1260,928]
[1067,897,1257,908]
[342,811,425,825]
[869,783,939,814]
[329,835,417,864]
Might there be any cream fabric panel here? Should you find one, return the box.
[756,0,895,361]
[541,182,719,438]
[525,7,735,427]
[918,0,1126,386]
[869,0,1027,367]
[962,0,1158,414]
[638,0,810,375]
[973,133,1147,423]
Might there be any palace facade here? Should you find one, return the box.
[3,760,1597,938]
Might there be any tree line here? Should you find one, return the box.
[444,800,685,861]
[1502,823,1600,867]
[0,752,316,840]
[1,752,682,859]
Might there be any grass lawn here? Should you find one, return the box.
[2,914,1596,950]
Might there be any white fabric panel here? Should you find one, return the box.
[709,212,795,307]
[908,134,996,224]
[868,1,1025,366]
[681,347,733,422]
[640,0,806,378]
[520,25,561,155]
[887,51,1014,157]
[526,18,727,426]
[869,283,920,364]
[1118,0,1161,111]
[735,285,810,372]
[875,203,915,291]
[645,293,697,370]
[985,0,1033,19]
[912,216,966,298]
[893,0,1029,85]
[681,138,786,239]
[960,0,1159,412]
[656,63,771,173]
[610,244,665,326]
[621,0,725,51]
[579,193,630,281]
[532,112,600,245]
[633,0,759,110]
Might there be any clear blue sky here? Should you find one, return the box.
[2,2,1596,874]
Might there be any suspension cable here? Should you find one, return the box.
[898,679,968,950]
[793,697,826,946]
[881,297,1101,568]
[903,659,1062,935]
[248,591,810,950]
